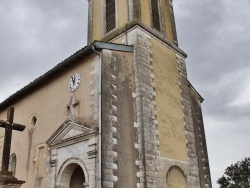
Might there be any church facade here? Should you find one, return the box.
[0,0,212,188]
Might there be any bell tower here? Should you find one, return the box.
[87,0,212,188]
[87,0,178,45]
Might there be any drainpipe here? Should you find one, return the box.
[91,44,102,188]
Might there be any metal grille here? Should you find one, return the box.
[151,0,161,31]
[106,0,116,33]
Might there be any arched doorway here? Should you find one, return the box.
[59,163,86,188]
[70,165,85,188]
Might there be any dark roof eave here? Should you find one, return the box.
[0,41,134,112]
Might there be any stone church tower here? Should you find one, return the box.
[0,0,211,188]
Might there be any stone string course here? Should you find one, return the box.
[177,54,201,188]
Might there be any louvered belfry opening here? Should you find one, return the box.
[106,0,116,33]
[151,0,161,31]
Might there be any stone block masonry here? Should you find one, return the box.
[101,50,118,188]
[129,28,161,188]
[127,26,203,188]
[177,54,201,188]
[101,49,137,188]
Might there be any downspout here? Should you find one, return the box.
[91,44,102,188]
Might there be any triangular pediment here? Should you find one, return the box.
[62,129,83,140]
[47,119,97,147]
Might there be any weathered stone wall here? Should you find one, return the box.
[101,50,137,188]
[176,55,201,187]
[126,27,203,188]
[127,28,160,188]
[189,86,212,188]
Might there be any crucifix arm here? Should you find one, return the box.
[0,120,25,131]
[12,123,26,131]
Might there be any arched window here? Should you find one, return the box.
[9,153,17,176]
[166,166,187,188]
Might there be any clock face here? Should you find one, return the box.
[69,73,81,92]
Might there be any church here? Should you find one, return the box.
[0,0,212,187]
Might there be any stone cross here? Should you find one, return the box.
[0,107,25,174]
[67,96,79,119]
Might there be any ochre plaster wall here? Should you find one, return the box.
[151,38,188,161]
[92,0,102,41]
[140,0,151,28]
[0,54,97,188]
[117,0,128,29]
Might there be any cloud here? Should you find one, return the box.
[205,115,250,186]
[0,0,88,102]
[174,0,250,186]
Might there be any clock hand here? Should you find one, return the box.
[71,76,76,84]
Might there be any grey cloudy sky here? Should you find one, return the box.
[0,0,250,187]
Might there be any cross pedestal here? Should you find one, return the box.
[0,107,25,187]
[0,174,25,188]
